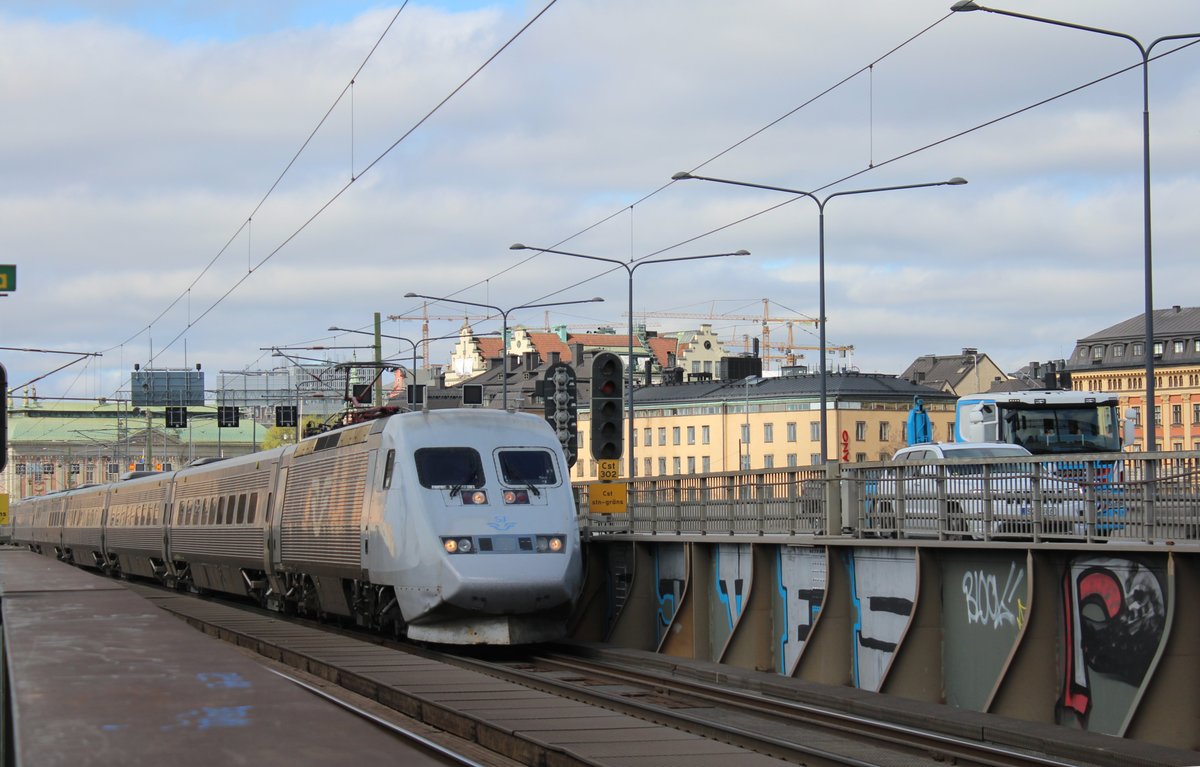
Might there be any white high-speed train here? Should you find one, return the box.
[8,408,584,644]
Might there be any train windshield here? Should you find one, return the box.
[498,450,558,486]
[414,448,485,489]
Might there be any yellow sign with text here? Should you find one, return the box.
[597,459,620,481]
[590,482,627,514]
[0,494,8,526]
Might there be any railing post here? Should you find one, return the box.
[824,461,842,536]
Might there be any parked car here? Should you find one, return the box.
[865,442,1087,539]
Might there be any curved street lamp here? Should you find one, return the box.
[672,171,966,463]
[402,293,604,409]
[952,2,1200,451]
[510,244,749,477]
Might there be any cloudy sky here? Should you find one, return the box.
[3,0,1198,401]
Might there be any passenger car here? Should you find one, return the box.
[866,442,1087,539]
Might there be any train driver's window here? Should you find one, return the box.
[498,450,558,486]
[414,448,485,489]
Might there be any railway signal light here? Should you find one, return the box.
[543,362,578,467]
[275,405,298,428]
[166,406,188,428]
[217,406,240,428]
[590,352,623,461]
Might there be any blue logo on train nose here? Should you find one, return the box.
[488,516,516,531]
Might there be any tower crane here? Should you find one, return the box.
[388,303,487,370]
[631,299,855,371]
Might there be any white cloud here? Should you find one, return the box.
[2,0,1198,399]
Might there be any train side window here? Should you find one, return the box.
[248,493,259,524]
[228,495,238,523]
[242,494,253,524]
[216,497,226,525]
[383,449,396,490]
[237,495,247,525]
[414,448,485,489]
[498,449,558,486]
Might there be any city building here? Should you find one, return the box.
[2,397,262,499]
[574,370,956,480]
[1064,305,1200,451]
[900,348,1008,397]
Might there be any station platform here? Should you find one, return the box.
[0,550,445,766]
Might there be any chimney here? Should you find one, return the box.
[1030,361,1040,380]
[752,337,760,357]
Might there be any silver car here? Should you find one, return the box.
[867,442,1087,539]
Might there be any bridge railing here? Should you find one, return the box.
[578,451,1200,544]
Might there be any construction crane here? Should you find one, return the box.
[388,303,487,371]
[633,299,838,372]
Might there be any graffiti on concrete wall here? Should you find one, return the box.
[655,543,687,646]
[942,553,1028,711]
[1059,556,1169,735]
[848,547,916,692]
[774,546,826,675]
[711,544,752,658]
[962,560,1025,631]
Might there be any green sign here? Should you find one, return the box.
[0,264,14,292]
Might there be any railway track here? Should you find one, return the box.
[129,582,1188,767]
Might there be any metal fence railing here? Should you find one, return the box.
[578,451,1200,544]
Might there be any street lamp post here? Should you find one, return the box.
[672,171,966,463]
[510,244,749,477]
[951,2,1200,453]
[402,293,604,409]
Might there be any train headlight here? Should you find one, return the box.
[549,536,564,553]
[503,489,530,504]
[462,490,488,505]
[536,536,549,552]
[442,537,475,554]
[458,537,473,553]
[443,538,458,554]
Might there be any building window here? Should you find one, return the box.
[1193,404,1200,425]
[740,454,750,470]
[1078,346,1089,359]
[1153,342,1164,355]
[787,454,797,467]
[879,422,890,441]
[854,421,866,441]
[855,452,867,463]
[810,453,822,465]
[687,456,696,474]
[1174,340,1185,354]
[764,454,775,469]
[644,457,652,476]
[658,428,667,446]
[763,423,774,443]
[687,426,695,445]
[1172,405,1182,425]
[1132,343,1144,356]
[740,423,750,444]
[1154,405,1162,426]
[1093,345,1105,359]
[701,425,710,445]
[658,457,666,475]
[672,427,681,446]
[1173,442,1184,451]
[809,422,820,441]
[702,456,711,473]
[631,428,637,447]
[786,422,797,442]
[1113,344,1124,357]
[672,457,681,474]
[692,361,700,373]
[947,422,956,441]
[1195,340,1200,353]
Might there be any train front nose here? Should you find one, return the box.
[438,539,582,613]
